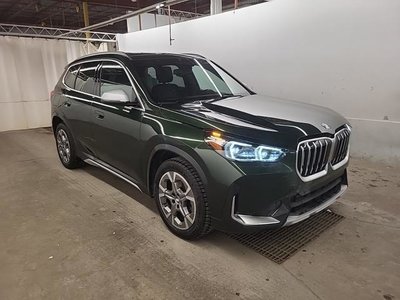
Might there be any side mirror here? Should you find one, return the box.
[101,89,130,104]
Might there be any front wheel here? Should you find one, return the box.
[154,157,212,239]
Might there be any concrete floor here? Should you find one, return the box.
[0,128,399,300]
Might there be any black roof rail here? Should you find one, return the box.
[67,51,130,66]
[181,53,206,59]
[67,52,209,67]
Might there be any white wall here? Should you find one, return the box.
[0,37,101,132]
[117,0,400,162]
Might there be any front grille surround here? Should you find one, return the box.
[297,137,332,179]
[331,128,351,169]
[296,126,351,181]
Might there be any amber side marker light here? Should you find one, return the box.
[211,131,221,138]
[206,131,225,150]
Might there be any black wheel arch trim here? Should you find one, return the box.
[146,144,208,195]
[52,113,69,133]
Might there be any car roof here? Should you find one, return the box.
[67,51,207,67]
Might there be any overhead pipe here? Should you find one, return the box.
[168,5,175,45]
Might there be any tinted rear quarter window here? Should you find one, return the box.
[63,65,79,89]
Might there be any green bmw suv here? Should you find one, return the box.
[51,52,350,239]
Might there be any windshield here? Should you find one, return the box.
[131,56,251,104]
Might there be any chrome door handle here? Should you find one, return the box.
[64,101,71,107]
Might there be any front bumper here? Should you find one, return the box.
[194,145,348,233]
[211,167,348,233]
[232,179,347,227]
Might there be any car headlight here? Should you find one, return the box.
[205,131,286,162]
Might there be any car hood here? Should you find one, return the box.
[179,94,348,137]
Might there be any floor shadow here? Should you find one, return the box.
[82,163,344,264]
[83,164,158,213]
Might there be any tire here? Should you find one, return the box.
[154,157,212,239]
[55,123,82,169]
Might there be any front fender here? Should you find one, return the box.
[146,142,209,191]
[142,131,209,193]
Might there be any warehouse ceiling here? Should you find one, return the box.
[0,0,264,33]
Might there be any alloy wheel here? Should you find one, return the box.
[56,129,71,164]
[158,171,196,230]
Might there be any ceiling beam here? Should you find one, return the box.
[76,0,190,31]
[60,0,138,10]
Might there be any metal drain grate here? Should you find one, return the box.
[228,210,344,264]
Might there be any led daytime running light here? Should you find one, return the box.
[205,134,286,162]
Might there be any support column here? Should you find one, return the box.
[82,1,90,39]
[210,0,222,15]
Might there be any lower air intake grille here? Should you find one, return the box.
[297,138,332,177]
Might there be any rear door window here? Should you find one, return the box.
[75,62,99,95]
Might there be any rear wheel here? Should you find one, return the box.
[55,123,82,169]
[154,157,212,239]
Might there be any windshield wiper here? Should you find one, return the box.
[156,94,243,106]
[203,94,243,103]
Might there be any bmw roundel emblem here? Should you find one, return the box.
[321,123,330,130]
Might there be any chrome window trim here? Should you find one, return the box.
[62,58,145,112]
[64,94,92,104]
[64,94,119,110]
[296,126,351,182]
